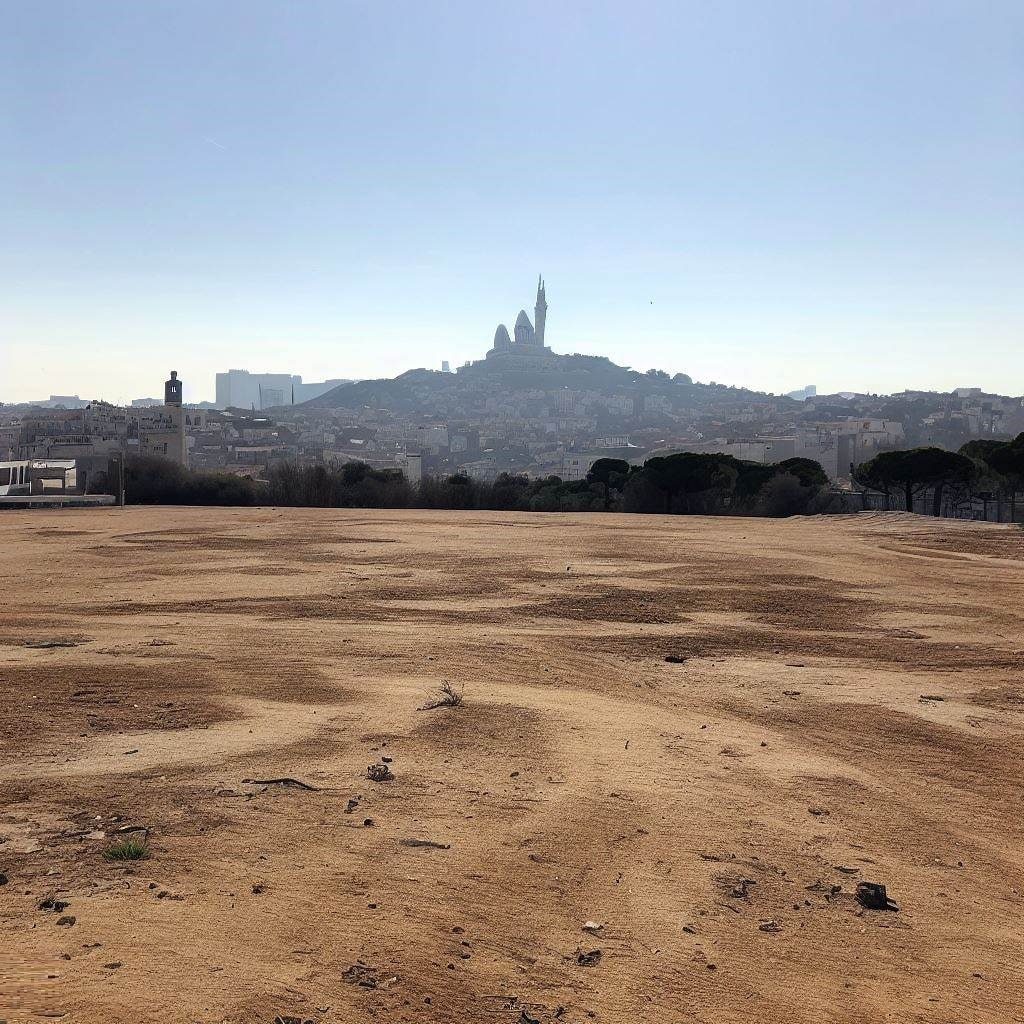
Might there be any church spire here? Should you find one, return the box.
[534,272,547,348]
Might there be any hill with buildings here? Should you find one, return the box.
[3,276,1021,488]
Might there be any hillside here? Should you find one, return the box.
[301,353,795,416]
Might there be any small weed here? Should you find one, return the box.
[103,837,150,862]
[420,680,464,710]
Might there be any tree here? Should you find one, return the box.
[587,458,631,510]
[978,433,1024,521]
[855,447,975,515]
[755,473,817,517]
[775,457,829,490]
[641,453,739,514]
[916,449,976,515]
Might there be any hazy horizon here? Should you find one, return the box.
[3,1,1023,405]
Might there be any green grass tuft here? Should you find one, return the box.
[103,837,150,861]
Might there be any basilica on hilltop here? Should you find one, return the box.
[485,276,553,361]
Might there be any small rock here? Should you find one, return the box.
[575,948,602,967]
[56,915,76,927]
[856,881,899,912]
[39,897,70,914]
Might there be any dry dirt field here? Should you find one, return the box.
[2,507,1024,1024]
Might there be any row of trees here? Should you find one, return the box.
[115,431,1024,520]
[116,452,833,516]
[854,432,1024,518]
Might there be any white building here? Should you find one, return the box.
[215,369,348,410]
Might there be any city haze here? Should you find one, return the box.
[3,1,1023,403]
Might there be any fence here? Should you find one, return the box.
[839,488,1022,522]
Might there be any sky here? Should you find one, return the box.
[2,0,1022,404]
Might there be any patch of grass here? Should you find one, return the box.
[103,837,150,862]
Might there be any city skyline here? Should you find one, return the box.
[4,1,1023,404]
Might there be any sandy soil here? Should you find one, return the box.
[2,507,1023,1024]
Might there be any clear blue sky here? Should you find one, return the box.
[3,0,1022,404]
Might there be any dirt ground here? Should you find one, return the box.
[2,507,1023,1024]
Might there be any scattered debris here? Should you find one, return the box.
[398,838,450,850]
[39,897,70,913]
[856,881,900,912]
[575,948,602,967]
[241,777,320,791]
[729,879,755,899]
[342,963,398,989]
[367,764,394,783]
[806,881,842,896]
[111,824,150,837]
